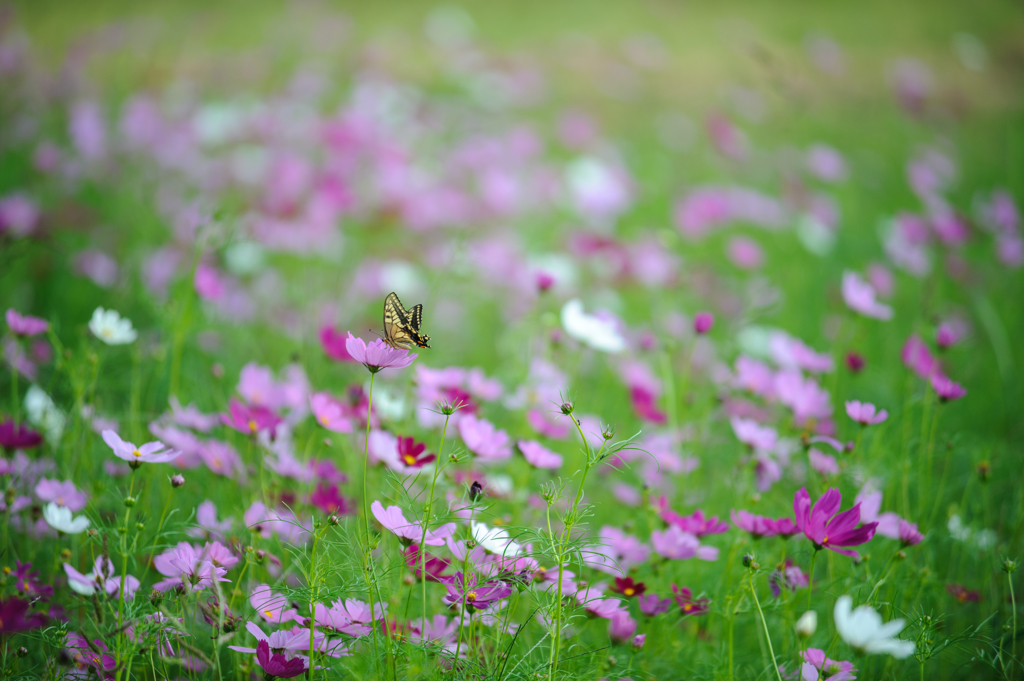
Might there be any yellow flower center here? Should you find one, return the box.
[101,328,113,338]
[319,415,329,426]
[248,420,257,432]
[57,496,64,505]
[403,454,417,466]
[623,587,635,596]
[264,610,274,618]
[466,591,478,602]
[822,534,829,544]
[683,604,692,612]
[132,449,142,458]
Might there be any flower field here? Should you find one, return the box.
[1,1,1023,679]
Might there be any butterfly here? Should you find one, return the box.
[382,292,431,350]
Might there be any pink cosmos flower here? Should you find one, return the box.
[458,414,512,461]
[517,440,563,469]
[801,648,856,681]
[630,386,666,424]
[187,500,234,541]
[371,501,453,546]
[309,484,355,516]
[250,584,300,624]
[587,527,651,575]
[152,542,230,593]
[936,319,967,350]
[845,401,888,426]
[659,504,729,537]
[730,417,777,452]
[344,333,417,373]
[34,479,87,511]
[313,599,386,638]
[6,309,48,337]
[309,392,354,433]
[774,370,833,424]
[319,325,356,362]
[931,374,967,402]
[901,335,939,379]
[693,312,714,335]
[0,194,40,237]
[730,510,784,539]
[808,448,840,477]
[899,520,924,547]
[806,144,848,182]
[168,396,219,432]
[650,525,719,561]
[220,399,282,437]
[855,485,902,539]
[793,487,877,557]
[608,610,637,643]
[102,430,180,467]
[197,440,243,478]
[526,409,571,439]
[841,271,893,320]
[727,236,765,269]
[228,625,309,678]
[638,593,672,617]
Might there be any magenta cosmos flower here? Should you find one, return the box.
[930,374,967,402]
[845,400,888,426]
[0,419,43,451]
[220,398,282,436]
[319,325,356,362]
[458,414,512,460]
[793,487,877,557]
[102,429,180,467]
[396,436,435,469]
[6,309,49,337]
[693,311,714,335]
[344,332,416,373]
[801,648,856,681]
[672,585,709,617]
[730,510,795,539]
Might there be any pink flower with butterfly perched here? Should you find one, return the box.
[344,333,417,373]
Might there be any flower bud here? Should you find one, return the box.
[135,522,145,531]
[171,474,185,488]
[601,426,615,441]
[61,548,72,561]
[150,589,164,607]
[328,514,340,526]
[742,554,759,570]
[124,496,137,507]
[795,610,817,638]
[693,311,714,335]
[1004,558,1018,574]
[469,481,484,501]
[16,646,28,657]
[560,401,574,416]
[632,634,646,650]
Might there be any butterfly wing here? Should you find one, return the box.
[404,303,431,348]
[383,293,416,349]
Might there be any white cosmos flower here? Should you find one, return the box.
[25,385,65,442]
[834,595,915,658]
[471,521,521,556]
[43,502,91,534]
[89,307,137,345]
[560,299,626,353]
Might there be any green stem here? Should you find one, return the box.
[361,371,382,678]
[147,487,176,568]
[749,574,784,681]
[117,468,138,677]
[661,349,678,433]
[10,341,19,425]
[921,404,941,519]
[807,549,818,613]
[419,412,452,635]
[1011,571,1018,680]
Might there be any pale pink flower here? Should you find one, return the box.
[458,414,512,461]
[517,440,562,469]
[842,271,893,320]
[845,401,888,426]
